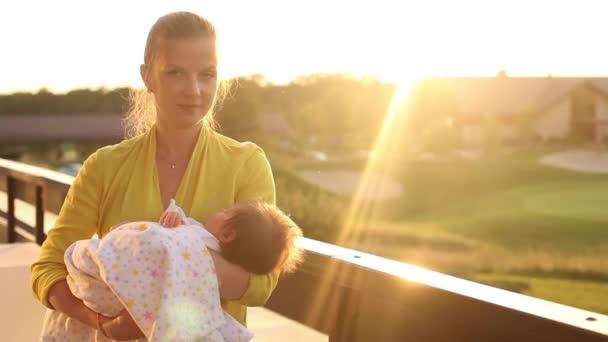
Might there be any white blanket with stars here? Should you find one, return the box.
[39,221,253,342]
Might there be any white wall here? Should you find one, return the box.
[534,98,571,141]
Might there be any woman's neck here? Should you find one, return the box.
[155,123,202,162]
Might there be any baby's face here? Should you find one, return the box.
[205,208,230,238]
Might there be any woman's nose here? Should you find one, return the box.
[184,76,201,96]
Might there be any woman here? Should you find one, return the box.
[31,11,278,340]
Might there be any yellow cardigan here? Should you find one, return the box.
[30,126,278,325]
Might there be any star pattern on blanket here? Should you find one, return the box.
[127,298,136,307]
[42,221,254,341]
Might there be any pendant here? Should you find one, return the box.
[170,164,176,169]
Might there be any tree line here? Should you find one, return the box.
[1,74,466,155]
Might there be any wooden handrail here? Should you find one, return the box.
[1,157,607,341]
[0,158,73,243]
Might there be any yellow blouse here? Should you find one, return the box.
[30,126,278,325]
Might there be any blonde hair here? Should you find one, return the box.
[124,11,231,138]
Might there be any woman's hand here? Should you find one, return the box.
[48,280,100,329]
[159,211,185,228]
[209,250,250,300]
[98,309,145,341]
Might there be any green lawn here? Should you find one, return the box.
[330,151,608,314]
[442,181,608,252]
[394,156,608,252]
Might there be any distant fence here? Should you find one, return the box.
[1,157,608,341]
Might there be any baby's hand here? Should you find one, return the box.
[159,211,185,228]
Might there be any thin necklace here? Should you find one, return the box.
[157,153,178,169]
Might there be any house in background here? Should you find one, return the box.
[443,77,608,146]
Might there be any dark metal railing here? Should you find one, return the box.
[1,157,607,341]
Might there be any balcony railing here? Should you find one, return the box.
[1,157,607,341]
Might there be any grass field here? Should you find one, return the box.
[295,149,608,314]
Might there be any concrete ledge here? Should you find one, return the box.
[0,243,47,342]
[0,242,43,267]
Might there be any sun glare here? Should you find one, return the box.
[303,74,422,325]
[337,76,420,246]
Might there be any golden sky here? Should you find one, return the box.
[1,0,608,93]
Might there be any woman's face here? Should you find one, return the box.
[143,36,218,128]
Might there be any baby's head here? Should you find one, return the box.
[205,201,304,274]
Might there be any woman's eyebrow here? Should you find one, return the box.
[164,64,216,71]
[165,64,183,69]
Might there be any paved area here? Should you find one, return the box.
[541,149,608,173]
[299,169,403,200]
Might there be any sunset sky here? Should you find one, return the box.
[1,0,608,93]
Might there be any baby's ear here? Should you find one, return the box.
[219,228,237,243]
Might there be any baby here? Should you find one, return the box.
[160,199,304,275]
[40,200,304,341]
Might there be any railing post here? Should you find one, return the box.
[7,176,16,243]
[35,185,45,245]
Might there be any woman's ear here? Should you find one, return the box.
[219,227,237,243]
[140,64,152,92]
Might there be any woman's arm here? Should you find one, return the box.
[36,151,145,340]
[48,281,145,340]
[31,152,103,308]
[47,280,98,328]
[209,251,250,299]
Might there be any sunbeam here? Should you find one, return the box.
[304,75,421,328]
[338,78,419,246]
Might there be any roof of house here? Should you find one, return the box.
[434,77,608,116]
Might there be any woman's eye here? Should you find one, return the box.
[167,70,181,76]
[201,71,217,79]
